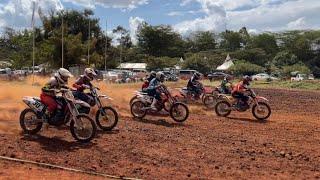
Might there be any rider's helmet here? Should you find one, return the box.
[193,72,201,80]
[243,75,253,86]
[150,71,156,78]
[156,72,165,82]
[84,68,97,81]
[225,75,232,81]
[55,68,73,84]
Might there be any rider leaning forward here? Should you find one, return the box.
[147,72,165,110]
[72,68,97,106]
[40,68,73,122]
[187,72,202,99]
[231,75,253,107]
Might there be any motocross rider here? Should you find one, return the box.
[72,68,97,106]
[142,71,156,91]
[40,68,73,121]
[231,75,252,107]
[220,75,233,94]
[187,72,202,99]
[147,72,165,110]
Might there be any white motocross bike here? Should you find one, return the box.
[19,88,97,143]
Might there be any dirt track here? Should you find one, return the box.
[0,88,319,179]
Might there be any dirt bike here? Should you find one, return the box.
[82,86,119,131]
[130,84,189,122]
[19,88,97,143]
[176,82,216,107]
[214,89,271,120]
[202,85,232,108]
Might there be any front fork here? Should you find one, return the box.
[67,101,83,128]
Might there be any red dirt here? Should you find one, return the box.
[0,88,319,179]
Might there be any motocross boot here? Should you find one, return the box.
[150,98,158,111]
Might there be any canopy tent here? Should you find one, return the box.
[117,63,147,71]
[216,54,234,71]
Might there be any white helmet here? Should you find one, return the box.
[156,72,165,82]
[55,68,73,84]
[84,68,97,81]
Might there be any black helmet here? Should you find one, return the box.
[193,72,201,80]
[243,75,252,85]
[150,71,156,78]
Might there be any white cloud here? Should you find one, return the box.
[174,0,227,34]
[129,16,144,44]
[167,11,184,16]
[287,17,307,30]
[0,0,63,30]
[63,0,149,10]
[175,0,320,34]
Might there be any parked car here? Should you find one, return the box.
[162,71,179,82]
[308,74,315,80]
[291,74,306,81]
[207,72,230,81]
[179,70,197,80]
[251,73,279,81]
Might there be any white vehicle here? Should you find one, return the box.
[308,74,315,80]
[291,74,306,81]
[251,73,278,81]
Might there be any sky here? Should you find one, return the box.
[0,0,320,42]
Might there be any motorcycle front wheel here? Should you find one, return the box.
[130,100,147,119]
[203,94,217,108]
[20,108,43,134]
[170,102,189,122]
[215,101,232,117]
[95,107,119,131]
[252,102,271,120]
[70,114,96,143]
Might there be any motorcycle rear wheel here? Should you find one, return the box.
[20,108,43,135]
[70,114,96,143]
[95,107,119,131]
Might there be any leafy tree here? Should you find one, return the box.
[232,48,268,66]
[146,56,179,70]
[230,60,265,76]
[281,63,311,77]
[273,51,298,67]
[220,30,242,51]
[137,23,185,57]
[186,31,216,52]
[249,33,278,54]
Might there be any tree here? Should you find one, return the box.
[137,23,185,57]
[249,33,278,54]
[273,51,298,67]
[232,48,268,66]
[113,26,132,49]
[220,30,242,51]
[186,31,216,52]
[146,56,179,70]
[230,60,265,76]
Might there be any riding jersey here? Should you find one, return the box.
[73,75,92,92]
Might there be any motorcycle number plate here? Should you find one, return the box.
[30,100,45,112]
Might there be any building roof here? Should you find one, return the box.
[118,63,146,69]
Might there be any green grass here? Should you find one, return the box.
[251,80,320,90]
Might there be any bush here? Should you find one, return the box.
[230,60,265,76]
[281,63,311,77]
[146,56,179,71]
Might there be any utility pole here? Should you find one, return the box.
[61,11,64,68]
[88,15,90,65]
[104,19,107,71]
[31,1,36,84]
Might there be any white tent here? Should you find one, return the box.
[216,54,234,71]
